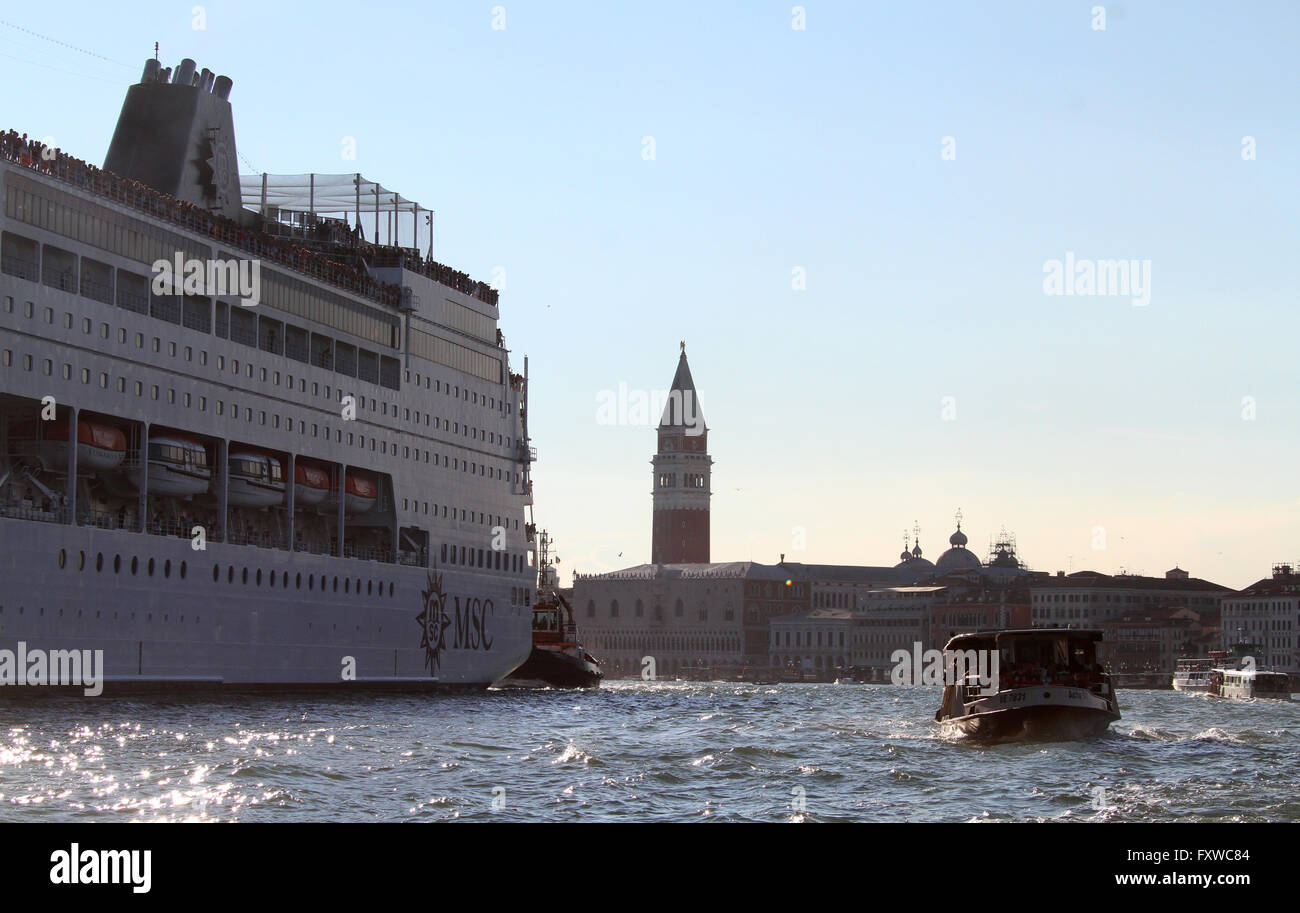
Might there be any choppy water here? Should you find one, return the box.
[2,682,1298,822]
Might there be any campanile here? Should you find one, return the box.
[651,343,711,564]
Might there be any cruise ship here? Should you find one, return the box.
[0,56,536,691]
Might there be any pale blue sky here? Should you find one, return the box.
[3,2,1297,589]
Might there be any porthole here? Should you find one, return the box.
[227,566,234,584]
[333,576,339,592]
[344,578,350,594]
[256,569,263,586]
[367,580,373,596]
[282,573,288,589]
[147,558,155,577]
[308,575,314,591]
[58,549,67,569]
[389,582,394,598]
[242,567,248,585]
[296,573,302,589]
[163,559,171,579]
[78,551,86,571]
[213,564,220,582]
[96,553,103,572]
[180,561,187,580]
[270,570,276,587]
[114,555,121,573]
[130,556,138,575]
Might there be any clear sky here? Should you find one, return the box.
[3,2,1297,590]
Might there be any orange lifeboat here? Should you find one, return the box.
[10,419,127,472]
[290,460,332,507]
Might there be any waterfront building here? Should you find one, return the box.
[1028,567,1229,628]
[572,561,810,678]
[1221,563,1300,674]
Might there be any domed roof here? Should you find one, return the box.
[935,545,981,573]
[912,543,923,558]
[949,526,968,547]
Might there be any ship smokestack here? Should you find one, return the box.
[158,66,171,84]
[104,57,245,221]
[174,58,196,86]
[141,58,160,83]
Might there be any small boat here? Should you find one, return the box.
[504,531,601,688]
[10,418,127,472]
[322,470,377,515]
[934,628,1121,741]
[290,460,331,507]
[127,434,210,497]
[227,451,285,508]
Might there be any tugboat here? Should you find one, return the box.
[934,628,1121,741]
[504,531,602,688]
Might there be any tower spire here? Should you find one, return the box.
[651,344,711,564]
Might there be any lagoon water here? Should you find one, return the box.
[2,682,1298,822]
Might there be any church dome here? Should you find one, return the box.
[949,526,968,547]
[935,544,981,573]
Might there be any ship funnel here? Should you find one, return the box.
[141,58,160,83]
[105,55,244,221]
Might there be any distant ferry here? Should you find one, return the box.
[935,628,1121,740]
[0,55,536,690]
[1172,655,1220,693]
[1182,646,1294,701]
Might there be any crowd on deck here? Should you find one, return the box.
[0,130,498,309]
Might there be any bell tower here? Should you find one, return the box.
[651,342,711,564]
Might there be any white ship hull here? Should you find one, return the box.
[0,519,532,689]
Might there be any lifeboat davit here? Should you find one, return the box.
[227,451,286,508]
[10,419,127,472]
[290,461,331,507]
[324,470,378,515]
[127,435,211,498]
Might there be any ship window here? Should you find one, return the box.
[100,373,108,388]
[96,553,103,572]
[213,564,220,582]
[130,557,138,575]
[58,549,67,570]
[42,359,52,376]
[114,555,121,573]
[1,350,8,367]
[81,368,90,384]
[135,381,143,396]
[389,582,394,597]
